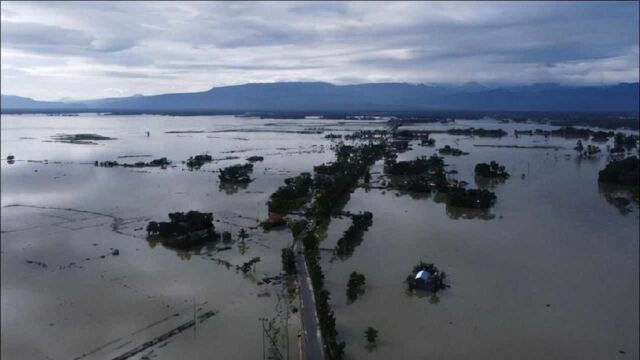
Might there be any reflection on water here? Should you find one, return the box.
[218,181,249,194]
[1,114,638,360]
[474,174,507,189]
[598,182,639,215]
[147,234,222,260]
[445,205,496,220]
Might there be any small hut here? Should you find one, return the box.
[415,270,432,289]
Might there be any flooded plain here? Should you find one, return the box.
[1,114,638,360]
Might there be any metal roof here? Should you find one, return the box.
[416,270,431,281]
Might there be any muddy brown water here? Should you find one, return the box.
[1,114,638,359]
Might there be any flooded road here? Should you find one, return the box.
[1,114,638,359]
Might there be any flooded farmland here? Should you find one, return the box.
[1,114,638,360]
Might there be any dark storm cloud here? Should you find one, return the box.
[1,21,91,52]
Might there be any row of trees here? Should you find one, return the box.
[310,143,386,223]
[438,145,468,156]
[281,248,296,275]
[95,157,171,168]
[303,231,346,359]
[334,212,373,258]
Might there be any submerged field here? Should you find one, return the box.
[1,114,638,360]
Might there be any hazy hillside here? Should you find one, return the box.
[2,82,638,113]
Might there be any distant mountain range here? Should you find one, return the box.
[2,81,638,113]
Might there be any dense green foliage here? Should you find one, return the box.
[438,145,468,156]
[267,173,313,214]
[365,327,379,345]
[146,211,214,236]
[611,133,639,155]
[385,155,448,193]
[186,154,212,169]
[446,188,496,209]
[446,128,506,137]
[96,157,171,168]
[474,161,510,178]
[246,155,264,162]
[598,156,639,187]
[335,212,373,258]
[239,257,261,274]
[146,211,216,249]
[302,231,345,359]
[310,143,385,222]
[385,155,444,176]
[288,219,309,238]
[219,163,253,183]
[405,261,448,293]
[281,248,296,275]
[534,126,614,140]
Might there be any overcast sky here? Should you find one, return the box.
[1,1,638,101]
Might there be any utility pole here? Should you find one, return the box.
[285,298,290,360]
[261,318,266,360]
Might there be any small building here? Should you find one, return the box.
[415,270,432,289]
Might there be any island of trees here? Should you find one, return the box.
[438,145,468,156]
[246,155,264,162]
[218,163,254,183]
[95,157,171,168]
[475,161,510,179]
[186,154,212,169]
[346,272,366,302]
[146,211,216,249]
[405,261,448,293]
[598,156,639,188]
[385,154,498,209]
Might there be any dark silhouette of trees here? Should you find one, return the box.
[346,272,366,302]
[598,156,639,187]
[268,173,313,214]
[281,248,296,275]
[405,261,448,293]
[385,155,444,176]
[146,211,216,249]
[239,257,260,274]
[335,212,373,258]
[246,155,264,162]
[474,161,509,178]
[186,154,212,169]
[365,327,378,345]
[446,188,496,209]
[219,163,253,183]
[438,145,468,156]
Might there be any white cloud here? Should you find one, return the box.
[1,1,638,100]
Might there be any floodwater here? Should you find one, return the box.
[1,114,638,360]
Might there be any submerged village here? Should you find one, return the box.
[1,114,639,360]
